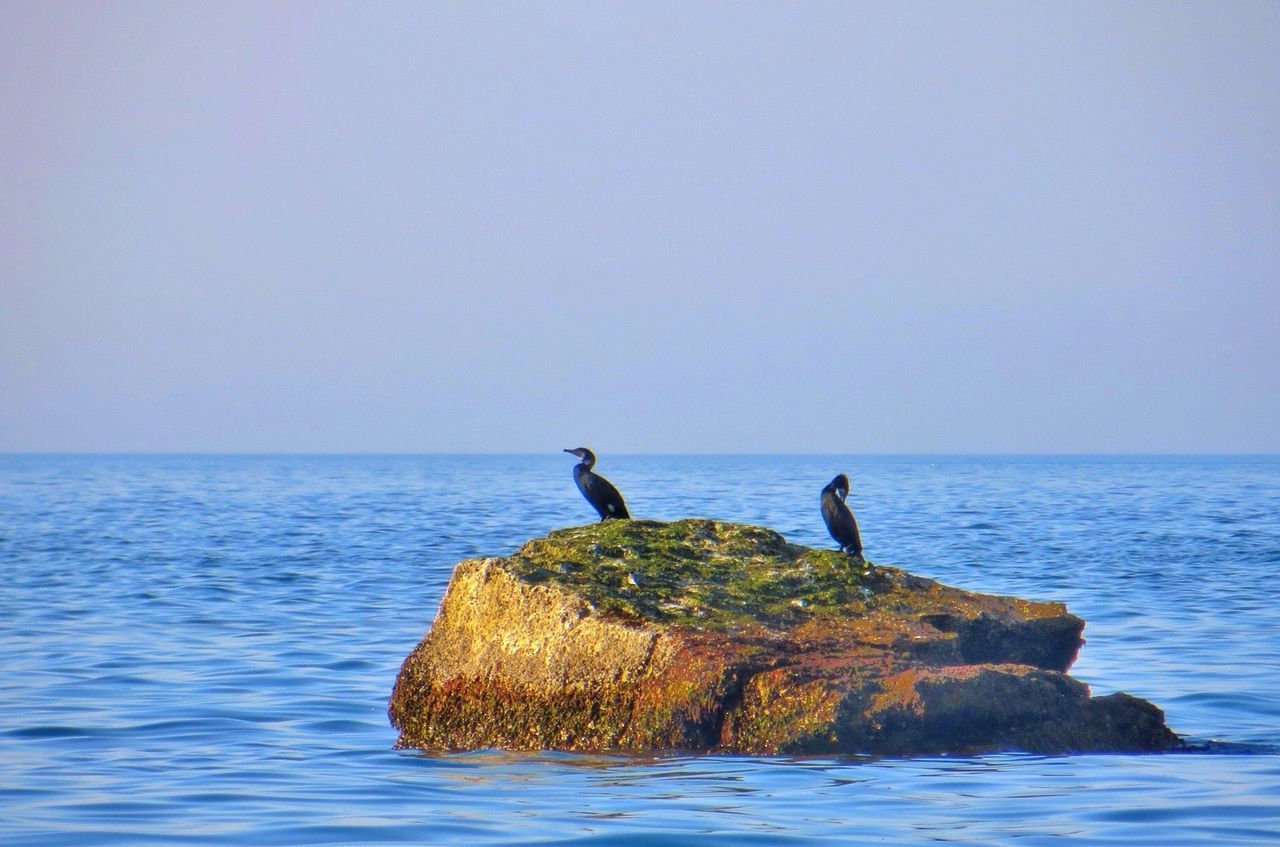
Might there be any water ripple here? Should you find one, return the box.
[1,454,1278,845]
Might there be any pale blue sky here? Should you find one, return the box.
[2,1,1277,453]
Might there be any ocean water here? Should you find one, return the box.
[1,453,1278,846]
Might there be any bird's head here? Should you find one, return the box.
[832,473,850,500]
[563,447,595,466]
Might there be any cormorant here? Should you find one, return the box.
[821,473,864,564]
[563,447,630,521]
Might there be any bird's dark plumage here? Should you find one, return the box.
[564,447,630,521]
[821,473,864,561]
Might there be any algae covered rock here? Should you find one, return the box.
[389,519,1179,755]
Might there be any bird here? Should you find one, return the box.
[821,473,865,564]
[563,447,630,521]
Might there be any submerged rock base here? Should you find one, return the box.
[390,520,1180,755]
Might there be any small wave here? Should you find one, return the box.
[1178,738,1280,755]
[543,834,826,847]
[5,725,101,740]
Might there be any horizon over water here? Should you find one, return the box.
[11,450,1277,456]
[1,453,1278,845]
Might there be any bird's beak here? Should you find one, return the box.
[563,448,574,455]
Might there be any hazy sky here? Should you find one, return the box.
[2,1,1277,453]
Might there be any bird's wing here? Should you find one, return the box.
[586,474,628,516]
[820,492,843,529]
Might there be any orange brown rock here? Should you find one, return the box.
[389,519,1180,755]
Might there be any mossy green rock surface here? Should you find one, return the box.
[390,519,1179,755]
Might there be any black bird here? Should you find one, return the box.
[821,473,864,563]
[563,447,630,521]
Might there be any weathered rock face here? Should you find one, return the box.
[390,519,1180,755]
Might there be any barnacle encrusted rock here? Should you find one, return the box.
[389,519,1180,755]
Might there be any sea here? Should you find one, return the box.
[1,453,1278,846]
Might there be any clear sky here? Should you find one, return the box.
[2,1,1277,453]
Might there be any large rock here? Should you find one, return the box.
[390,519,1180,755]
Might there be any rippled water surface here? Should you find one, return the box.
[1,454,1278,845]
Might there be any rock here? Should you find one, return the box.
[389,519,1181,755]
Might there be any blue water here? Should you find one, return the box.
[1,454,1278,845]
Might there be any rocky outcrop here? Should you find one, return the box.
[390,519,1180,755]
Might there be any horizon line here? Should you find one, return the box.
[2,450,1277,458]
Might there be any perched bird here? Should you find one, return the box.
[563,447,630,521]
[821,473,865,564]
